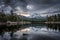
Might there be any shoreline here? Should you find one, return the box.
[0,21,31,26]
[0,22,60,25]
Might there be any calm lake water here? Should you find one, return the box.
[0,24,60,40]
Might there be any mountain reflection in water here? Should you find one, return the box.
[0,24,60,40]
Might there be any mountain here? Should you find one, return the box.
[19,15,32,21]
[19,15,47,21]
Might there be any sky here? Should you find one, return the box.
[0,0,60,17]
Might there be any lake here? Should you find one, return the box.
[0,24,60,40]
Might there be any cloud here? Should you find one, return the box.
[0,0,60,17]
[3,6,12,14]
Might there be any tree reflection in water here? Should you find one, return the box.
[47,24,60,32]
[0,25,22,40]
[0,24,60,40]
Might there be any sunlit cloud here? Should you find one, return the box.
[20,13,30,17]
[26,4,34,10]
[14,6,31,17]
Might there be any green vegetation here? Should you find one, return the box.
[0,10,60,23]
[47,14,60,22]
[0,12,6,22]
[0,11,21,22]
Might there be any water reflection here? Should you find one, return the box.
[47,24,60,32]
[0,24,60,40]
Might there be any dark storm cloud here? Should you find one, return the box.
[26,0,60,5]
[27,0,60,10]
[0,0,60,7]
[0,0,60,16]
[0,0,60,10]
[1,0,60,9]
